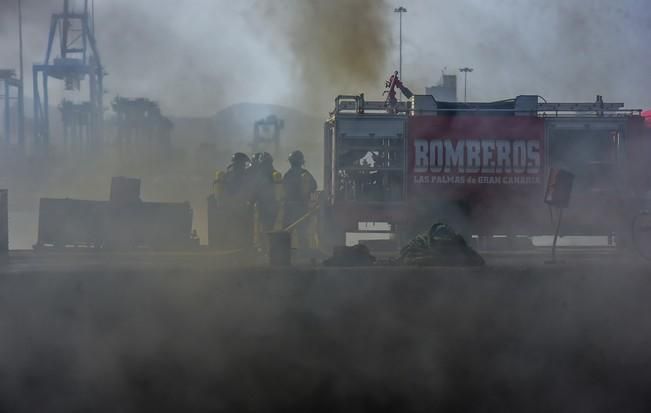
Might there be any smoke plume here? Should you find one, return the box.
[2,0,650,115]
[253,0,392,112]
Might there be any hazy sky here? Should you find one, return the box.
[0,0,650,117]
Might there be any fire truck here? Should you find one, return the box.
[321,76,651,247]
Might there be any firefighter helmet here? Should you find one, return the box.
[288,150,305,167]
[231,152,250,165]
[252,152,273,166]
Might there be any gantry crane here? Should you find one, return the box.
[32,0,104,149]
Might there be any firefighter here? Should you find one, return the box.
[210,152,254,250]
[250,152,283,236]
[215,152,251,199]
[282,150,317,248]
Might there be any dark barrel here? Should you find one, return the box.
[268,231,291,266]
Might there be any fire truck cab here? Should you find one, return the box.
[323,94,650,247]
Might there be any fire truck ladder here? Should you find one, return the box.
[332,94,641,118]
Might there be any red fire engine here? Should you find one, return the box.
[321,76,651,247]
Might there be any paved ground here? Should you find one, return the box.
[0,248,649,412]
[1,246,640,272]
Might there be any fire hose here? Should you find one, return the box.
[282,204,320,233]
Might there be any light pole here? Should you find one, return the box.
[394,6,406,99]
[459,67,473,102]
[17,0,24,145]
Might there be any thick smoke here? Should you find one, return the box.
[2,260,651,412]
[1,2,651,412]
[253,0,392,113]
